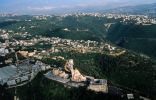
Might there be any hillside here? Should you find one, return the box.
[2,50,156,100]
[106,22,156,58]
[0,14,156,58]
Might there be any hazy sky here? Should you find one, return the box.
[0,0,156,14]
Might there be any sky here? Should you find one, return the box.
[0,0,156,14]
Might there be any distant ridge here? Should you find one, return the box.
[105,3,156,17]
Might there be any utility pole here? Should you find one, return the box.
[14,87,19,100]
[15,52,19,73]
[15,52,19,65]
[14,52,19,100]
[14,88,17,100]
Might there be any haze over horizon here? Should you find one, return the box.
[0,0,156,14]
